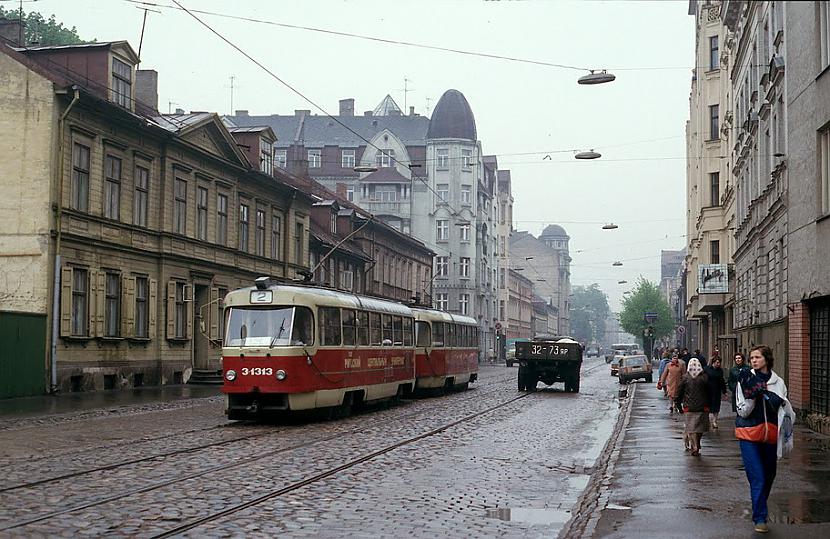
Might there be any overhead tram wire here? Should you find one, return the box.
[123,1,773,74]
[167,0,464,216]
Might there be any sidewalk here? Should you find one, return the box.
[592,381,830,538]
[0,384,220,420]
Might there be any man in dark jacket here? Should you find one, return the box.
[728,352,751,412]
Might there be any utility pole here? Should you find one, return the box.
[135,5,160,60]
[229,75,235,115]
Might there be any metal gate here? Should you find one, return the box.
[810,300,830,416]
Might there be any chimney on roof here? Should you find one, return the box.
[135,69,158,112]
[363,111,372,117]
[339,99,354,116]
[295,109,311,118]
[0,17,24,46]
[175,108,185,114]
[235,110,249,116]
[409,106,415,116]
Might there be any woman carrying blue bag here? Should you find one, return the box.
[734,345,795,534]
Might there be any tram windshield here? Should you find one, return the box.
[225,306,314,347]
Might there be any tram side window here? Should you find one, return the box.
[381,314,393,345]
[291,307,314,346]
[369,312,382,345]
[446,323,455,347]
[461,325,469,347]
[342,309,357,346]
[320,307,342,346]
[416,321,431,347]
[433,322,445,347]
[392,316,403,345]
[403,317,414,346]
[356,311,369,345]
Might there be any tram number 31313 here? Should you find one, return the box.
[240,367,274,376]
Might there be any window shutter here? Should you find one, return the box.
[186,284,193,340]
[148,279,158,337]
[96,271,106,337]
[122,276,136,337]
[209,287,219,340]
[60,266,73,337]
[166,281,176,339]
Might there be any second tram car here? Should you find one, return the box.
[412,308,479,391]
[221,280,418,419]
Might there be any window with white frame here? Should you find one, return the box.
[275,149,287,169]
[260,138,273,175]
[461,149,473,169]
[709,35,719,70]
[459,223,470,242]
[436,256,448,277]
[340,267,354,291]
[435,293,448,312]
[436,183,449,202]
[821,128,830,215]
[373,185,397,201]
[376,149,394,168]
[460,257,470,278]
[436,219,449,241]
[342,149,356,168]
[346,186,354,201]
[436,148,449,168]
[459,293,469,315]
[461,184,471,204]
[308,149,321,168]
[112,57,132,108]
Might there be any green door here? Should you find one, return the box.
[0,312,47,398]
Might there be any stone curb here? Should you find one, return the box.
[558,382,636,539]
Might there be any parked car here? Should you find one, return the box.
[618,355,653,384]
[505,338,530,367]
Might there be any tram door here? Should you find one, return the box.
[193,284,210,370]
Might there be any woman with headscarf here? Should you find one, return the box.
[657,353,685,415]
[677,358,710,455]
[705,355,728,429]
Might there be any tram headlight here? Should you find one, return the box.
[225,369,237,381]
[275,369,287,381]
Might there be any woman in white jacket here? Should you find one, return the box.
[734,345,795,534]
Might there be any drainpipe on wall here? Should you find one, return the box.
[50,87,80,393]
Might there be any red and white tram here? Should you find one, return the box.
[221,279,417,419]
[412,308,479,391]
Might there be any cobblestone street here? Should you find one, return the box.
[0,360,622,538]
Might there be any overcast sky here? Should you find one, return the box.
[23,0,694,311]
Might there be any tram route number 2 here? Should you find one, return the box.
[241,367,273,376]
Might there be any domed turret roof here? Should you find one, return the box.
[426,89,477,140]
[540,224,568,238]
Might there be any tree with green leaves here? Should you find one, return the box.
[570,284,611,344]
[0,7,89,46]
[619,278,674,354]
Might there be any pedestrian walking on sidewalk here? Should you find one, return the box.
[728,352,750,412]
[705,356,727,429]
[735,345,796,534]
[657,352,671,397]
[657,354,685,414]
[677,358,709,455]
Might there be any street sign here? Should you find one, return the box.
[644,312,658,323]
[495,322,502,330]
[676,325,686,334]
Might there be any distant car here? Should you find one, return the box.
[586,345,601,358]
[618,355,653,384]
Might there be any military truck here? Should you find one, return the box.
[515,337,583,392]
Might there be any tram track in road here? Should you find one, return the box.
[0,372,520,532]
[150,392,531,539]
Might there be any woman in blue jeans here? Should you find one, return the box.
[734,345,795,534]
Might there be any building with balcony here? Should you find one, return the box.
[495,170,514,359]
[685,0,735,361]
[722,0,789,373]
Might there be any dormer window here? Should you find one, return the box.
[260,137,274,175]
[112,57,132,108]
[330,212,337,234]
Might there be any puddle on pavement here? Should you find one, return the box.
[768,496,830,524]
[485,507,571,525]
